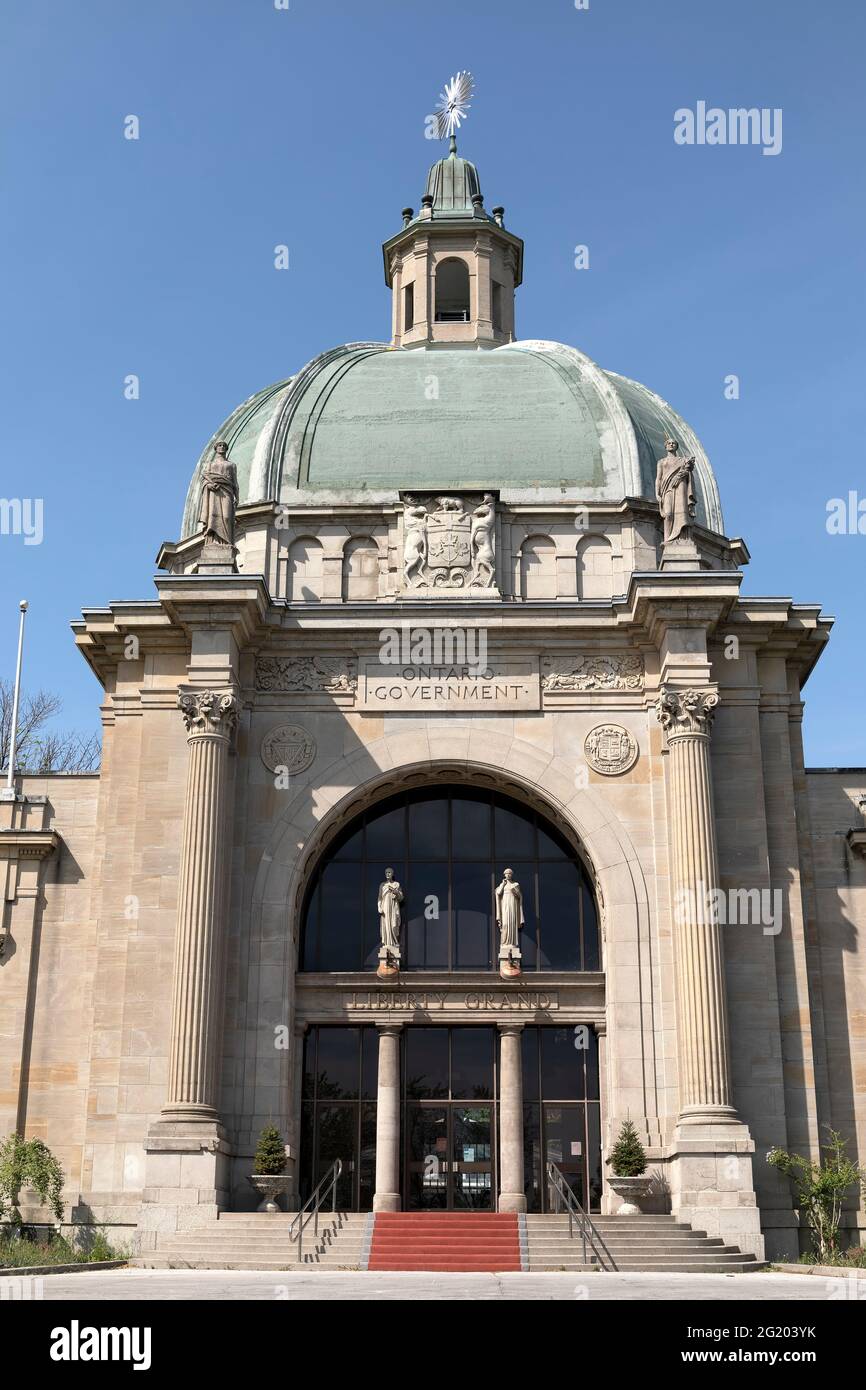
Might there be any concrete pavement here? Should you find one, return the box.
[1,1268,861,1301]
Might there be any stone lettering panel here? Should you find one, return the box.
[358,659,540,712]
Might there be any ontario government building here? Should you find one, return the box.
[2,129,865,1273]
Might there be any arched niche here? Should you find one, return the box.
[288,536,324,602]
[520,534,557,599]
[342,536,379,601]
[577,534,614,599]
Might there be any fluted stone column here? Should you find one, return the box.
[162,687,238,1123]
[498,1023,526,1212]
[656,687,736,1126]
[373,1023,403,1212]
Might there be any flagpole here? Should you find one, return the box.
[3,600,28,799]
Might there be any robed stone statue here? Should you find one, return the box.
[495,868,524,977]
[377,866,404,958]
[198,441,239,548]
[655,438,696,545]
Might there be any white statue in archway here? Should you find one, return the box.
[495,868,524,978]
[377,867,404,976]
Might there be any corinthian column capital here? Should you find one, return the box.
[655,686,719,739]
[177,687,238,739]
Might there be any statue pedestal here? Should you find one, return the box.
[196,541,236,575]
[377,945,401,980]
[499,946,521,980]
[660,535,701,572]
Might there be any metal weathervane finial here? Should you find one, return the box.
[434,71,475,148]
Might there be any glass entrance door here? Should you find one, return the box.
[403,1027,497,1210]
[405,1103,494,1210]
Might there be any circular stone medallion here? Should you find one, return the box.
[261,724,316,775]
[584,724,638,776]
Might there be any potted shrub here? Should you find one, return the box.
[248,1125,292,1212]
[606,1119,652,1214]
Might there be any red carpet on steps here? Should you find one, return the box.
[368,1213,522,1272]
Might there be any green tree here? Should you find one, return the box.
[253,1125,287,1176]
[609,1119,647,1177]
[767,1128,866,1263]
[0,1133,65,1224]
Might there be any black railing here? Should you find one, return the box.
[545,1161,617,1271]
[289,1158,343,1264]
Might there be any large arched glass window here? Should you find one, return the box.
[300,786,600,973]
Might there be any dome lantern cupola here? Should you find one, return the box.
[382,135,524,349]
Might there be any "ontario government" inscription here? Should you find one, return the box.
[358,659,540,712]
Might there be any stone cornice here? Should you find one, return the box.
[0,829,60,860]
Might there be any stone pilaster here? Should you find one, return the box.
[497,1023,526,1212]
[373,1023,403,1212]
[656,686,765,1258]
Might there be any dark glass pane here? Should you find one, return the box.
[453,861,493,968]
[365,801,406,860]
[452,1105,494,1209]
[521,1026,539,1103]
[543,1104,586,1207]
[406,1105,448,1208]
[582,882,601,971]
[523,1102,542,1212]
[299,1102,315,1205]
[315,1027,361,1100]
[405,1028,448,1100]
[586,1104,602,1211]
[359,1104,377,1211]
[584,1027,599,1100]
[493,802,535,859]
[451,795,491,859]
[364,862,405,970]
[536,820,570,860]
[302,1029,317,1100]
[319,863,362,970]
[332,826,364,861]
[541,1026,586,1100]
[315,1104,357,1209]
[404,862,449,970]
[300,883,320,971]
[451,1027,493,1099]
[538,861,583,971]
[409,792,449,859]
[360,1027,378,1100]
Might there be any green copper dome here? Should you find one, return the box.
[181,340,724,538]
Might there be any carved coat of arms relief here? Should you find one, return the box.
[401,492,498,593]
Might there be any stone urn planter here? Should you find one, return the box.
[607,1174,654,1216]
[248,1174,293,1213]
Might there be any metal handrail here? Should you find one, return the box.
[289,1158,343,1264]
[545,1161,618,1271]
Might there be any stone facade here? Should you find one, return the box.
[1,139,865,1265]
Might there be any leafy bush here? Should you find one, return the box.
[253,1125,287,1176]
[0,1228,127,1268]
[767,1128,866,1264]
[0,1134,65,1223]
[609,1119,647,1177]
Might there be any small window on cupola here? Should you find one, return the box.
[404,282,414,332]
[435,258,470,323]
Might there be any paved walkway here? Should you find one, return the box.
[2,1268,859,1300]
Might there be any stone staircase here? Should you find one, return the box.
[135,1211,369,1270]
[526,1214,766,1273]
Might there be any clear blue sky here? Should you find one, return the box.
[1,0,864,765]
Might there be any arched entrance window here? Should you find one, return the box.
[299,785,600,973]
[434,258,470,322]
